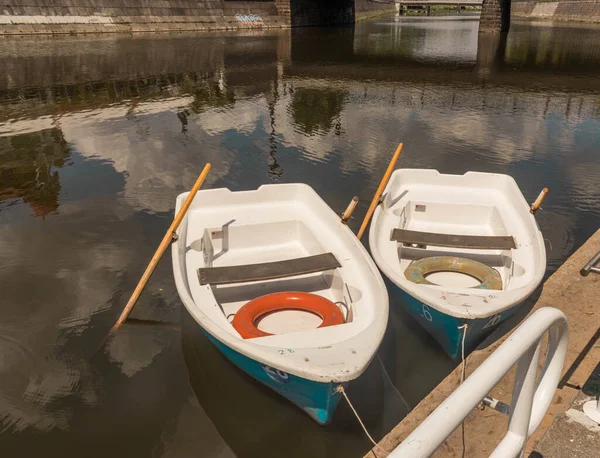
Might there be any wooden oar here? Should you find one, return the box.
[112,163,212,331]
[357,143,403,240]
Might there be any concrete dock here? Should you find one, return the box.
[532,363,600,458]
[368,229,600,457]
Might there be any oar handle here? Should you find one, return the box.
[530,187,548,214]
[357,142,403,240]
[341,196,359,223]
[113,163,212,330]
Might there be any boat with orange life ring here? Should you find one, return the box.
[369,169,546,360]
[172,183,388,424]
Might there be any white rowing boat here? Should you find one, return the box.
[369,169,546,360]
[172,183,388,424]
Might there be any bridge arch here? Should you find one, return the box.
[275,0,396,27]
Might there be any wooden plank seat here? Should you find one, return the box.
[390,229,516,250]
[198,253,341,286]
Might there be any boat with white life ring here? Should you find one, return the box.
[172,183,389,424]
[369,169,546,360]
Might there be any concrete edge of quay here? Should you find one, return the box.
[367,228,600,457]
[355,9,397,23]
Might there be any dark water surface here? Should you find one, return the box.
[1,15,600,458]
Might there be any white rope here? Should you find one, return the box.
[459,323,468,383]
[336,385,390,457]
[458,323,469,458]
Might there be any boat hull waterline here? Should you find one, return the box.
[206,331,344,424]
[391,285,521,360]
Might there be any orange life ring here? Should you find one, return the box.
[232,292,345,339]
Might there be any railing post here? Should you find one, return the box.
[490,340,541,458]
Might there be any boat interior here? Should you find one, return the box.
[393,201,516,289]
[183,209,365,343]
[377,172,540,294]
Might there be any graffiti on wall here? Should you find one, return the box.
[235,14,264,26]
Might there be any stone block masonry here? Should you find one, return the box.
[512,0,600,23]
[355,0,396,21]
[477,0,600,33]
[0,0,397,35]
[0,1,287,34]
[480,0,511,32]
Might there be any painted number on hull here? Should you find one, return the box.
[421,305,433,322]
[483,314,502,330]
[262,365,290,384]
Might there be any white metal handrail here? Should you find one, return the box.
[390,307,569,458]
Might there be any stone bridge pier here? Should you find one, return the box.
[479,0,511,33]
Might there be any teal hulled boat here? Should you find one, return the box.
[172,183,388,423]
[370,170,546,360]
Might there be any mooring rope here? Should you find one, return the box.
[459,323,468,383]
[376,353,412,413]
[336,385,390,457]
[458,323,469,458]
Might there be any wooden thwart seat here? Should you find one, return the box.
[390,229,516,250]
[198,253,341,286]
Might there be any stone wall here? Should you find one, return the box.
[0,1,286,34]
[0,0,396,35]
[512,0,600,22]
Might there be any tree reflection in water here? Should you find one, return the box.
[0,128,71,217]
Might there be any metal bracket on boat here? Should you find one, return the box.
[581,249,600,276]
[481,396,510,415]
[530,187,549,214]
[341,196,359,224]
[201,229,214,268]
[171,232,179,243]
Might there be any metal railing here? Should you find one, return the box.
[390,307,569,458]
[580,249,600,276]
[580,254,600,422]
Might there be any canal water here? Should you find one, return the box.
[1,14,600,458]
